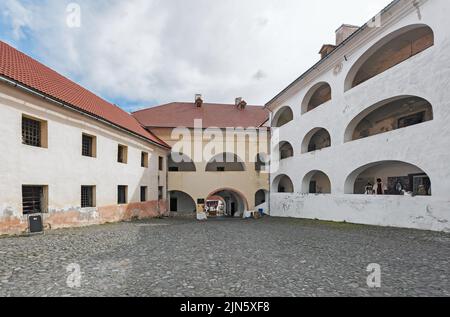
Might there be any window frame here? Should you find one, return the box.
[81,185,96,208]
[22,185,48,215]
[118,144,128,164]
[82,133,97,158]
[22,115,48,148]
[140,186,148,202]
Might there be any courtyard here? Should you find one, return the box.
[0,217,449,297]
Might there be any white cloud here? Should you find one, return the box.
[1,0,392,109]
[2,0,33,40]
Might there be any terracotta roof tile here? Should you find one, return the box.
[0,41,169,148]
[133,102,269,129]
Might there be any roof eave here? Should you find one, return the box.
[264,0,401,110]
[0,75,171,150]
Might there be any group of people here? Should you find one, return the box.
[364,179,387,195]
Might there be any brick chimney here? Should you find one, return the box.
[235,97,247,110]
[195,94,203,107]
[335,24,359,46]
[318,24,359,60]
[319,44,336,59]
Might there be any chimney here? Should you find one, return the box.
[319,44,336,59]
[195,94,203,107]
[235,97,247,110]
[335,24,359,46]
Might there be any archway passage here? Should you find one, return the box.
[255,189,268,207]
[278,141,294,160]
[207,189,248,217]
[169,191,196,213]
[345,161,432,196]
[346,24,434,90]
[303,170,331,194]
[272,106,294,128]
[345,96,433,142]
[168,153,196,172]
[302,128,331,153]
[205,153,245,172]
[302,82,332,114]
[273,174,294,193]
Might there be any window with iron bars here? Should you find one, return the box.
[82,134,94,157]
[22,186,45,214]
[81,186,95,208]
[22,117,41,147]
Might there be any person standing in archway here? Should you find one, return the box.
[375,178,385,195]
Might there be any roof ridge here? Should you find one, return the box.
[0,40,170,149]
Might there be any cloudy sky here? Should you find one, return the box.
[0,0,391,111]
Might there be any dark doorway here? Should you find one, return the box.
[231,202,236,217]
[309,181,317,194]
[170,198,178,212]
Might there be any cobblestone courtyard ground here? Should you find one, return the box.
[0,217,449,297]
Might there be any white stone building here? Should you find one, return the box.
[0,41,171,235]
[267,0,450,232]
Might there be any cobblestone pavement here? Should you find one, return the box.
[0,217,449,297]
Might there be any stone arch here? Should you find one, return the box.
[168,152,196,172]
[301,128,331,153]
[344,160,432,196]
[255,189,269,207]
[205,152,246,172]
[207,188,249,217]
[276,141,294,160]
[169,191,197,213]
[272,106,294,128]
[345,24,434,91]
[344,96,434,142]
[301,82,332,114]
[272,174,294,193]
[302,170,332,194]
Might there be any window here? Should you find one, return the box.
[118,186,128,204]
[158,156,164,171]
[217,167,225,172]
[22,116,47,148]
[22,186,48,214]
[82,134,96,157]
[158,186,164,200]
[140,186,148,202]
[118,145,128,164]
[141,152,149,168]
[81,186,96,208]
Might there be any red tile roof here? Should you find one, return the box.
[133,102,269,129]
[0,41,169,149]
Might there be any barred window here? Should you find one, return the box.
[82,134,94,157]
[22,117,41,147]
[81,186,95,208]
[118,186,127,204]
[22,186,45,214]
